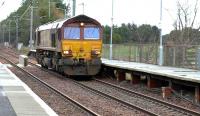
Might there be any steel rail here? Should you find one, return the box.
[68,78,159,116]
[94,77,200,116]
[0,55,100,116]
[27,63,159,116]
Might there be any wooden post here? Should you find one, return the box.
[162,87,172,98]
[147,76,159,88]
[195,86,200,103]
[116,70,125,82]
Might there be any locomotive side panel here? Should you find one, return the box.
[40,30,51,47]
[36,28,62,68]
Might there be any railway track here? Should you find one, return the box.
[0,51,149,115]
[27,60,200,116]
[1,48,200,115]
[28,61,156,115]
[0,49,157,115]
[0,55,100,116]
[91,77,200,116]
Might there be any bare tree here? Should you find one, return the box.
[166,0,200,67]
[170,0,200,45]
[176,0,199,30]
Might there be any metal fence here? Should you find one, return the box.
[102,44,200,69]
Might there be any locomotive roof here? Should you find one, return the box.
[36,15,101,31]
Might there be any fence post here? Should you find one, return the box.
[182,46,186,67]
[129,45,131,61]
[195,47,198,69]
[173,47,176,66]
[139,45,142,62]
[147,45,150,63]
[163,45,166,65]
[196,47,200,69]
[135,45,138,62]
[155,44,158,64]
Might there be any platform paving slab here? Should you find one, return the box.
[0,63,58,116]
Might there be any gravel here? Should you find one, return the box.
[24,65,146,116]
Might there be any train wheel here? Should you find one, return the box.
[58,66,65,75]
[55,65,59,72]
[41,59,48,68]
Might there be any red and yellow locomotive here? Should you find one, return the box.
[35,15,102,76]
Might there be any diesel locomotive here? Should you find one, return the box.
[35,15,102,76]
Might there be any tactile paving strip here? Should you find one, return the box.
[0,87,17,116]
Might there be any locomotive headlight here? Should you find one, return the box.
[95,51,101,54]
[63,50,72,55]
[91,50,100,55]
[80,22,84,26]
[63,50,69,54]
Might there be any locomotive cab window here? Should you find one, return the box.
[84,27,100,40]
[64,27,80,39]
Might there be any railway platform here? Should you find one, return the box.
[102,58,200,103]
[0,62,57,116]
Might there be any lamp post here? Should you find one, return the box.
[49,0,50,18]
[72,0,76,16]
[30,0,33,50]
[0,23,1,43]
[13,16,19,48]
[159,0,163,65]
[8,20,11,45]
[2,24,5,43]
[110,0,114,60]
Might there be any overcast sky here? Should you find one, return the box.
[0,0,200,34]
